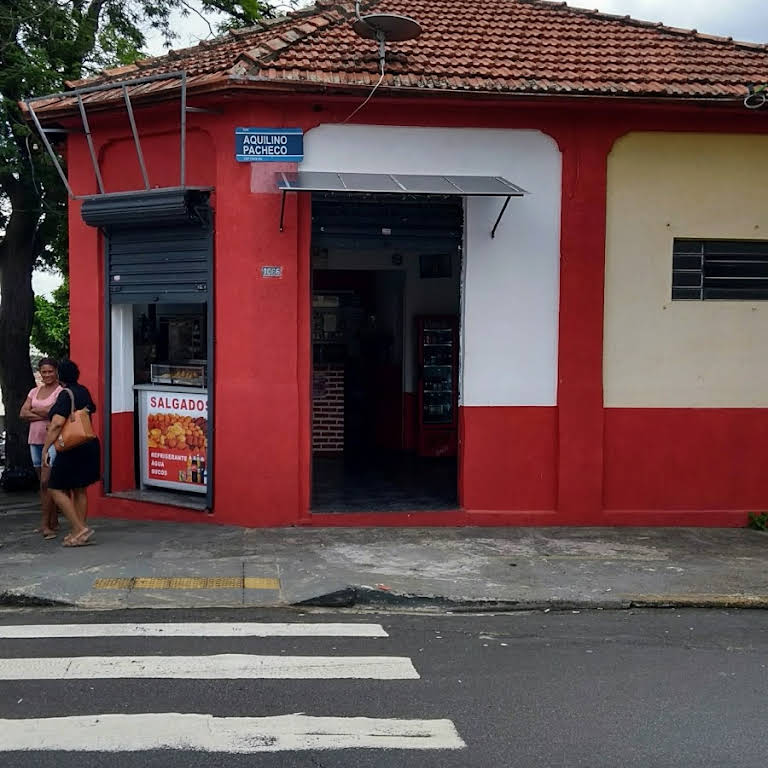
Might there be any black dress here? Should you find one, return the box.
[48,384,101,491]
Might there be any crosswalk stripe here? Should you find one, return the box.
[0,622,388,639]
[0,654,420,680]
[0,713,466,752]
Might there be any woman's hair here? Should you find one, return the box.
[38,357,58,371]
[57,359,80,385]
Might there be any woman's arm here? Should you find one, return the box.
[19,396,44,422]
[41,415,65,467]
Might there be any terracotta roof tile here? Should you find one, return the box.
[29,0,768,115]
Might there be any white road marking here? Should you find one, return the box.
[0,622,388,639]
[0,713,466,752]
[0,654,419,680]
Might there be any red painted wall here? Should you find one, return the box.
[604,409,768,513]
[64,93,768,527]
[109,412,135,492]
[550,125,621,523]
[460,406,557,512]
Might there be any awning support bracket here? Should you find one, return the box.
[491,196,512,239]
[279,189,287,232]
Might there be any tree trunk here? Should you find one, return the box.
[0,215,38,471]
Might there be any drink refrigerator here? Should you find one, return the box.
[416,316,458,457]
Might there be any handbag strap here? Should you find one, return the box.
[63,387,76,422]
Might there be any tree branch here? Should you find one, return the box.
[69,0,108,76]
[181,0,216,38]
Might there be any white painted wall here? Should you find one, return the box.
[111,304,134,414]
[302,125,562,406]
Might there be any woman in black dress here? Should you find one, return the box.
[41,360,100,547]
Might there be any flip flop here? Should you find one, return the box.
[43,531,57,540]
[63,528,95,547]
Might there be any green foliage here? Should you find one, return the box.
[201,0,299,32]
[31,280,70,362]
[0,0,275,438]
[0,0,276,253]
[0,0,273,212]
[748,512,768,531]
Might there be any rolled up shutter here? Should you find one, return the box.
[82,190,210,229]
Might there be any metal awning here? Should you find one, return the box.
[276,171,528,238]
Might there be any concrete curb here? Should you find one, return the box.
[3,585,768,613]
[0,591,73,608]
[296,586,768,612]
[625,594,768,609]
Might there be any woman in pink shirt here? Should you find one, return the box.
[19,358,62,538]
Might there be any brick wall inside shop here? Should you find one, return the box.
[313,364,344,453]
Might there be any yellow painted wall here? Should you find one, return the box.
[604,132,768,408]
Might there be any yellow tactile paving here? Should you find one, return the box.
[243,577,280,590]
[93,577,280,590]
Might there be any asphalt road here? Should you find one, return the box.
[0,607,767,767]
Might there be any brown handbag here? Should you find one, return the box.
[56,388,96,452]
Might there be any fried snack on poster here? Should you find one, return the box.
[147,412,207,454]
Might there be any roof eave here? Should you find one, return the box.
[25,72,749,122]
[228,74,749,107]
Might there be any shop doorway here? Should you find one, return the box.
[310,194,462,512]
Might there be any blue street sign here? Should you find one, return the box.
[235,127,303,162]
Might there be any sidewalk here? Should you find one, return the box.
[2,490,768,611]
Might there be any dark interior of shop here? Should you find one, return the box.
[310,193,462,512]
[131,301,209,506]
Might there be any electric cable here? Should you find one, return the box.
[342,57,386,124]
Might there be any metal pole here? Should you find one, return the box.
[122,85,150,190]
[27,71,186,103]
[103,238,112,495]
[24,101,75,198]
[205,219,214,512]
[77,94,105,194]
[180,71,187,187]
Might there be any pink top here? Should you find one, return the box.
[27,385,63,445]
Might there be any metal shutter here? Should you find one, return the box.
[107,223,212,304]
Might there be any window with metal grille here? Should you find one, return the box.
[672,240,768,300]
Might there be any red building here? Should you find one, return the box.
[26,0,768,527]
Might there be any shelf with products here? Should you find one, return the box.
[423,381,453,393]
[151,362,207,388]
[423,402,453,423]
[417,315,459,451]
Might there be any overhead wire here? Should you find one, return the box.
[342,57,386,124]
